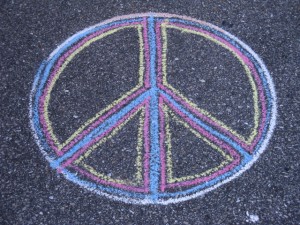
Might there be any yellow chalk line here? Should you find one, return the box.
[43,25,145,150]
[161,23,260,145]
[163,104,233,183]
[75,106,145,186]
[164,104,173,181]
[134,107,145,184]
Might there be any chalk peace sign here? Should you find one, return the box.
[30,13,277,204]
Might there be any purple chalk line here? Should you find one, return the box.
[143,100,151,191]
[39,21,150,156]
[161,95,241,188]
[156,21,267,153]
[71,165,147,193]
[158,96,167,191]
[57,99,149,172]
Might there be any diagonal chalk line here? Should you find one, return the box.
[58,86,147,155]
[50,89,151,169]
[158,89,251,161]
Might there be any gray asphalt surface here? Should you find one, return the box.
[1,0,299,224]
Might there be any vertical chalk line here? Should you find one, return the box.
[148,16,160,201]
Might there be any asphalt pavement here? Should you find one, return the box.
[0,0,299,224]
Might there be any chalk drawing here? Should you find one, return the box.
[29,13,277,204]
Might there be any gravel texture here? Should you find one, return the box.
[0,0,299,224]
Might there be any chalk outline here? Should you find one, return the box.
[159,94,241,191]
[75,105,145,187]
[157,21,268,153]
[32,14,272,202]
[160,22,260,146]
[69,101,150,193]
[162,104,234,185]
[29,13,277,205]
[39,24,146,154]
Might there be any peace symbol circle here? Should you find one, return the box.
[30,13,277,204]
